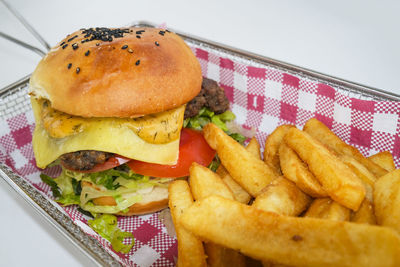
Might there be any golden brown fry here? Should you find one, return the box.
[253,176,311,216]
[374,169,400,233]
[303,118,387,177]
[203,123,277,197]
[304,198,350,221]
[279,143,327,197]
[216,165,251,204]
[189,162,234,201]
[189,162,245,267]
[247,137,262,160]
[350,199,376,225]
[168,180,206,267]
[340,155,376,188]
[264,125,294,174]
[369,151,396,172]
[181,195,400,267]
[284,128,365,211]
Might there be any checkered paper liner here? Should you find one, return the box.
[1,38,400,266]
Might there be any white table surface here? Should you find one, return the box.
[0,0,399,266]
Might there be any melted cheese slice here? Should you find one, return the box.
[31,97,182,168]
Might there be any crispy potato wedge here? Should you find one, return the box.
[189,162,234,201]
[303,118,387,177]
[304,198,350,221]
[216,165,251,204]
[181,195,400,267]
[168,180,206,267]
[369,151,396,172]
[247,137,262,160]
[203,123,277,197]
[279,143,327,197]
[189,162,245,267]
[374,169,400,233]
[284,128,365,211]
[264,125,294,175]
[350,199,376,225]
[253,176,311,216]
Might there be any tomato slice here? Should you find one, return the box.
[62,155,131,173]
[127,128,216,178]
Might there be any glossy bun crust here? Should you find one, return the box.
[30,27,202,117]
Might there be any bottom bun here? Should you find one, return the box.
[83,181,170,215]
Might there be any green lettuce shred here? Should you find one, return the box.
[40,174,61,198]
[87,214,134,253]
[184,107,246,144]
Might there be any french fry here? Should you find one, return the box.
[284,128,365,211]
[253,176,311,216]
[189,163,234,201]
[180,195,400,267]
[263,125,294,174]
[216,165,251,204]
[303,118,387,177]
[369,151,396,172]
[350,199,376,225]
[304,198,350,221]
[340,155,376,189]
[247,137,262,160]
[374,169,400,233]
[203,123,277,197]
[279,143,327,197]
[168,180,206,267]
[189,162,246,267]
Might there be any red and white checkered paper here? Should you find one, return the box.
[1,46,400,266]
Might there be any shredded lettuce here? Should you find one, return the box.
[208,156,221,172]
[40,174,61,198]
[184,107,246,144]
[87,214,134,253]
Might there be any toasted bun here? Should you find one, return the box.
[30,27,202,117]
[83,181,170,215]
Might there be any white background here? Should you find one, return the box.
[0,0,399,266]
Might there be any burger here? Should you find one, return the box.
[30,27,236,216]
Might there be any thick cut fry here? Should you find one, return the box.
[285,128,365,211]
[216,165,251,204]
[168,180,206,267]
[279,143,327,197]
[189,163,234,201]
[350,199,376,225]
[189,162,245,267]
[181,196,400,267]
[264,125,294,174]
[304,198,350,221]
[303,118,387,177]
[247,137,262,160]
[253,177,311,216]
[369,151,396,172]
[374,169,400,233]
[203,123,277,197]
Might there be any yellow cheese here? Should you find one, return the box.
[31,97,182,168]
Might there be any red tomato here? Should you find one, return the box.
[62,155,131,173]
[127,128,216,178]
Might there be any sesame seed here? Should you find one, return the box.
[136,30,145,34]
[136,35,141,39]
[60,41,65,46]
[135,60,140,66]
[72,43,79,50]
[128,48,133,53]
[85,50,90,56]
[122,45,128,49]
[67,35,78,42]
[76,67,80,74]
[62,44,68,49]
[159,31,165,36]
[155,41,159,46]
[67,63,72,69]
[165,29,171,33]
[96,43,100,46]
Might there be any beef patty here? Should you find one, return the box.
[60,150,113,171]
[184,77,230,118]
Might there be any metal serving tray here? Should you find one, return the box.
[0,20,399,266]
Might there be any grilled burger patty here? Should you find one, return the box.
[60,150,114,171]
